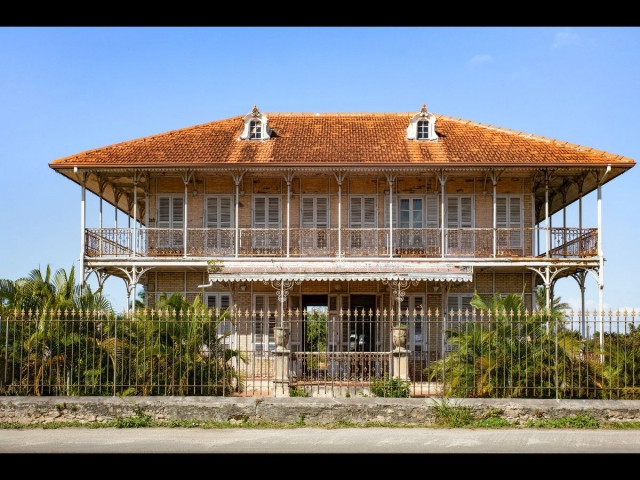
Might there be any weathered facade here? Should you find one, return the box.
[49,105,635,360]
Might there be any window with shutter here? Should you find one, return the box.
[301,196,329,251]
[253,196,281,250]
[205,196,233,251]
[426,194,440,249]
[206,293,231,310]
[156,195,184,249]
[394,197,424,250]
[446,196,474,255]
[447,294,474,320]
[496,195,523,251]
[349,196,376,251]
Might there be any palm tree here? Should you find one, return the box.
[428,291,605,399]
[535,285,571,313]
[0,265,114,395]
[106,293,246,396]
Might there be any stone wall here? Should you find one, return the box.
[2,397,640,426]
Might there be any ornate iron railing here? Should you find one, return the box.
[83,227,596,259]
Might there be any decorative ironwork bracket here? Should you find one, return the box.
[382,278,419,304]
[263,278,302,303]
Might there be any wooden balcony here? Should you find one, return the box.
[84,227,598,260]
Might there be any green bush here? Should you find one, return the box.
[370,374,411,398]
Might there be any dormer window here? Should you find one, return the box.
[239,105,272,141]
[417,120,429,139]
[249,120,262,139]
[406,104,438,141]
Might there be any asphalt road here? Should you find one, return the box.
[2,427,640,454]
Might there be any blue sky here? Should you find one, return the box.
[1,26,638,312]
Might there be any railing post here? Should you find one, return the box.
[273,326,291,397]
[392,326,409,381]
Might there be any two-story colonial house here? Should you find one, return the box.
[48,105,634,391]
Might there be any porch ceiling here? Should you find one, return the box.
[207,260,473,283]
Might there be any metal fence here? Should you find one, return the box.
[1,307,638,399]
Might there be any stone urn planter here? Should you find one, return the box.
[274,326,290,351]
[392,326,408,350]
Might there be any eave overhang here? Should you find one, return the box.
[206,260,473,284]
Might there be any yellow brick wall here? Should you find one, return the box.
[203,176,234,194]
[396,176,426,194]
[348,177,378,194]
[145,173,538,232]
[444,177,476,195]
[475,272,493,294]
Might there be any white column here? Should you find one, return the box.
[338,181,342,257]
[388,177,393,258]
[98,182,104,258]
[145,190,149,227]
[531,191,536,256]
[114,189,119,230]
[80,177,86,288]
[576,187,583,258]
[334,171,346,259]
[235,180,240,258]
[492,176,497,257]
[99,190,103,229]
[133,176,138,256]
[597,179,604,353]
[545,172,550,258]
[183,178,188,258]
[286,179,291,258]
[439,175,447,258]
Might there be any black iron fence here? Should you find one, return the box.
[1,307,638,399]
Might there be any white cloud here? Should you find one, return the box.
[468,54,493,66]
[552,29,581,49]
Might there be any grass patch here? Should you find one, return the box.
[473,416,512,428]
[525,413,599,429]
[430,398,476,428]
[370,375,411,398]
[603,421,640,429]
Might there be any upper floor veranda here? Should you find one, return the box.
[80,169,601,262]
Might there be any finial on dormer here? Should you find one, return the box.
[251,105,260,116]
[421,104,427,113]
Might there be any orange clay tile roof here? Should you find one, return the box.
[49,112,635,169]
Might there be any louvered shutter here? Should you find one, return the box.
[363,197,376,228]
[172,197,184,228]
[509,197,522,247]
[301,197,314,227]
[254,197,266,228]
[496,196,522,249]
[426,194,439,248]
[158,197,171,228]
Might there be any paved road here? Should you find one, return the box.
[2,427,640,454]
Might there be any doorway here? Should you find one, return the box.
[349,294,377,352]
[302,294,328,352]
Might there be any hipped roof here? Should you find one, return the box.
[49,111,635,169]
